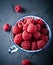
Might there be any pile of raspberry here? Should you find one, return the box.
[12,17,49,50]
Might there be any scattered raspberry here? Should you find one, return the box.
[36,24,41,31]
[36,19,44,26]
[22,59,31,65]
[14,33,23,45]
[27,23,37,33]
[31,42,38,50]
[3,23,10,31]
[37,40,45,49]
[41,34,48,42]
[33,32,41,40]
[12,25,21,34]
[23,23,28,30]
[14,5,22,12]
[21,41,31,50]
[22,30,32,40]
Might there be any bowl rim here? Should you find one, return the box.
[10,15,51,53]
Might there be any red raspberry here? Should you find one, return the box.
[22,59,31,65]
[41,34,48,42]
[22,30,32,40]
[31,42,38,50]
[21,41,31,50]
[41,28,48,35]
[26,17,35,24]
[18,21,24,31]
[14,33,23,45]
[37,40,45,49]
[35,19,44,26]
[36,24,41,31]
[23,18,28,24]
[27,23,37,33]
[18,22,23,28]
[12,25,21,34]
[3,23,10,31]
[33,32,41,40]
[14,5,22,12]
[23,23,28,30]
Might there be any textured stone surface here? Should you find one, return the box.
[0,0,53,65]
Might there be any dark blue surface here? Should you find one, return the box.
[0,0,53,65]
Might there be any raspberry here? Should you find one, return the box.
[22,59,31,65]
[41,34,48,42]
[14,33,23,45]
[21,41,31,50]
[41,28,48,35]
[27,23,37,33]
[35,19,44,26]
[33,32,41,40]
[22,30,32,40]
[12,25,21,34]
[18,22,23,28]
[37,40,45,49]
[3,23,10,31]
[14,5,22,12]
[23,18,28,24]
[36,24,41,31]
[23,23,28,30]
[26,17,35,24]
[31,42,38,50]
[18,21,24,31]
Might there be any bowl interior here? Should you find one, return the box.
[11,15,51,53]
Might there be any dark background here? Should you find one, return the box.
[0,0,53,65]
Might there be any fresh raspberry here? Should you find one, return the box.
[41,28,48,35]
[24,17,34,24]
[23,18,28,24]
[12,25,21,34]
[41,34,49,42]
[35,19,44,26]
[18,21,24,31]
[27,23,37,33]
[26,17,35,24]
[36,24,41,31]
[31,42,38,50]
[14,33,23,45]
[33,32,41,40]
[14,5,22,12]
[37,40,45,49]
[22,59,31,65]
[22,30,32,40]
[18,22,23,28]
[23,23,28,30]
[21,41,31,50]
[3,23,10,31]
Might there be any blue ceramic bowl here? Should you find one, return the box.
[10,15,51,53]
